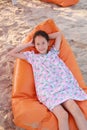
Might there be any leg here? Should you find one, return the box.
[52,105,69,130]
[62,100,87,130]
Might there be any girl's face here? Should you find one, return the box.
[34,35,49,54]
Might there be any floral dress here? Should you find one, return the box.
[23,47,87,111]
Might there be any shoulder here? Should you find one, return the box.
[49,46,60,54]
[23,50,34,56]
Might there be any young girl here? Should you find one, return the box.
[8,30,87,130]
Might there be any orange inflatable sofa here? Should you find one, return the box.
[41,0,79,7]
[12,19,87,130]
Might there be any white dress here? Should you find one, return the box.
[23,47,87,111]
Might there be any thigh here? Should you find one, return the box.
[62,99,74,109]
[62,99,80,115]
[52,104,68,119]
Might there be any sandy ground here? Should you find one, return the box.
[0,0,87,129]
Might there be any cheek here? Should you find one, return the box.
[35,45,39,50]
[46,44,49,49]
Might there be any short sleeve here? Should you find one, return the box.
[50,46,60,55]
[22,51,34,64]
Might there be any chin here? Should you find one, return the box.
[41,51,47,54]
[39,50,47,54]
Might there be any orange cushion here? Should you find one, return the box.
[12,19,87,130]
[41,0,79,7]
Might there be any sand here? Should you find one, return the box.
[0,0,87,129]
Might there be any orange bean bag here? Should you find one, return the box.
[41,0,79,7]
[12,19,87,130]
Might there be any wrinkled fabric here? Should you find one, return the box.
[23,47,87,111]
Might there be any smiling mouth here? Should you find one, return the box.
[39,49,45,51]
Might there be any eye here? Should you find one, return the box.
[42,42,45,44]
[36,43,40,46]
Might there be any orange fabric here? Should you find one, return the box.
[41,0,79,7]
[12,19,87,130]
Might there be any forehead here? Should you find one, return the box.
[35,35,47,42]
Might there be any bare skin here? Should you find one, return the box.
[52,100,87,130]
[52,105,69,130]
[7,32,62,59]
[8,31,87,130]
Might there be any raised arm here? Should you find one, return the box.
[7,40,34,60]
[48,32,62,50]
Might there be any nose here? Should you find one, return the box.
[39,45,44,50]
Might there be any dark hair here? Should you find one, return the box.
[33,30,49,44]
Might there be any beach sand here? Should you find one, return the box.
[0,0,87,129]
